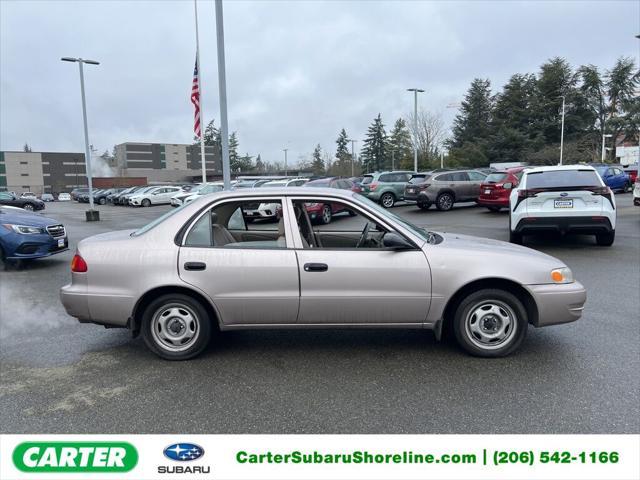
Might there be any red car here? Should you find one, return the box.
[624,165,638,184]
[303,177,356,224]
[477,167,526,212]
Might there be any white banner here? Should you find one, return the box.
[1,434,638,480]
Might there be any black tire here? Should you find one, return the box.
[623,182,632,193]
[453,289,528,357]
[596,230,615,246]
[509,230,523,244]
[347,209,357,217]
[98,197,106,205]
[23,203,34,211]
[487,206,501,212]
[435,192,454,211]
[141,198,151,208]
[380,192,395,208]
[417,199,431,210]
[319,204,332,224]
[141,293,212,360]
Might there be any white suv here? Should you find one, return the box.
[509,165,616,246]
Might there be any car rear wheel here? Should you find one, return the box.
[320,205,332,224]
[98,197,106,205]
[23,204,34,211]
[487,206,501,212]
[509,230,523,244]
[141,198,151,207]
[596,230,615,247]
[380,192,395,208]
[623,182,632,193]
[141,294,212,360]
[436,192,454,211]
[453,289,528,357]
[417,199,431,210]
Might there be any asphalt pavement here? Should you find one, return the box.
[1,195,638,434]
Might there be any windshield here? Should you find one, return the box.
[526,169,602,189]
[132,203,189,236]
[356,194,430,243]
[409,174,430,184]
[361,176,374,185]
[485,173,508,183]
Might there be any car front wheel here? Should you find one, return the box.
[453,289,528,357]
[141,294,212,360]
[23,203,35,211]
[141,198,151,207]
[98,197,106,205]
[380,192,395,208]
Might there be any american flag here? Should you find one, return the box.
[191,56,201,138]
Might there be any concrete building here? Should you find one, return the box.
[114,142,222,182]
[0,151,87,195]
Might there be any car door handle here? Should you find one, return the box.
[184,262,206,271]
[304,263,328,272]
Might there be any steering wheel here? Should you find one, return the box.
[356,222,371,248]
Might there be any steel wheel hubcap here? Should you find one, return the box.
[151,303,200,352]
[465,301,517,350]
[382,195,393,207]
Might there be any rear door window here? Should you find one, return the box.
[379,173,393,183]
[526,170,602,189]
[435,173,453,182]
[452,172,469,181]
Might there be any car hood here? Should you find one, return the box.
[427,232,566,285]
[0,210,62,227]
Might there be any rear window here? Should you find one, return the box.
[526,170,602,189]
[361,176,374,185]
[409,174,430,184]
[485,173,508,183]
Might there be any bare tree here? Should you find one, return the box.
[408,109,446,168]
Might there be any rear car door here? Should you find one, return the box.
[178,196,300,325]
[466,171,486,199]
[451,172,471,200]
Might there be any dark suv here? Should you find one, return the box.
[407,169,487,211]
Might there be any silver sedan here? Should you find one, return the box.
[60,187,586,360]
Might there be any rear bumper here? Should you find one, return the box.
[515,216,613,234]
[525,281,587,327]
[477,197,509,207]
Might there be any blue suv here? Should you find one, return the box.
[0,206,68,265]
[592,164,632,193]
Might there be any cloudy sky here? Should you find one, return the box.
[1,0,638,164]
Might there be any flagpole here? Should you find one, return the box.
[215,0,231,191]
[194,0,207,183]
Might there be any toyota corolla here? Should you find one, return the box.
[60,188,586,360]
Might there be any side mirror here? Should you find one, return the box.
[503,182,513,189]
[383,232,414,251]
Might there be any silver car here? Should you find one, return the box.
[60,188,586,360]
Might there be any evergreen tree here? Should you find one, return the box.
[332,128,351,174]
[200,120,220,147]
[450,78,493,149]
[228,132,240,170]
[606,57,640,147]
[255,154,265,173]
[23,143,32,152]
[361,114,388,172]
[388,118,413,169]
[311,144,325,175]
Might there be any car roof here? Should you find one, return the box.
[523,165,597,174]
[189,186,355,205]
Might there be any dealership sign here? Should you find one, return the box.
[12,441,138,472]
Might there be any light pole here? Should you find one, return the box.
[559,95,566,165]
[283,148,288,176]
[61,56,99,221]
[214,0,231,190]
[349,139,357,177]
[391,150,395,170]
[601,134,613,162]
[407,88,424,172]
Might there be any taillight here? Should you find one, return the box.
[71,253,88,272]
[369,183,378,191]
[517,189,539,199]
[589,186,615,209]
[494,183,504,190]
[418,183,430,190]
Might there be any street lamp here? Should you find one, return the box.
[601,134,613,162]
[559,95,566,165]
[407,88,425,172]
[61,56,100,221]
[283,148,288,176]
[347,139,358,176]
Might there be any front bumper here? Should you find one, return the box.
[525,281,587,327]
[515,216,613,235]
[3,233,68,260]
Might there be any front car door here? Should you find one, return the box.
[178,196,300,325]
[287,195,431,325]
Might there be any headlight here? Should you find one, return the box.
[551,267,573,284]
[3,224,44,234]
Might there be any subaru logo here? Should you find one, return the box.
[163,443,204,462]
[560,192,568,197]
